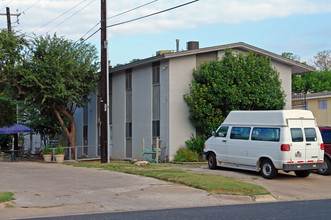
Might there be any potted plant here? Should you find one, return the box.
[55,145,65,163]
[42,145,52,162]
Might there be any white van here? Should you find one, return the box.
[203,110,325,179]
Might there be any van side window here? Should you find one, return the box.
[217,127,228,137]
[290,128,303,142]
[304,128,317,142]
[251,128,280,142]
[230,127,251,140]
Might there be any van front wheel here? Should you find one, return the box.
[261,159,277,179]
[294,170,311,178]
[208,153,217,170]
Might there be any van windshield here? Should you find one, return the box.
[291,128,303,142]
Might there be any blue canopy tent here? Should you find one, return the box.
[0,124,32,161]
[0,123,32,134]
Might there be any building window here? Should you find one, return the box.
[83,105,88,155]
[319,100,327,110]
[126,69,132,158]
[152,62,160,139]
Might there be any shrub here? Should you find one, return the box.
[185,134,208,156]
[174,147,200,162]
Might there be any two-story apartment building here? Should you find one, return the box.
[75,41,315,161]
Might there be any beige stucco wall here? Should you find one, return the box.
[271,61,292,109]
[168,55,196,161]
[306,97,331,126]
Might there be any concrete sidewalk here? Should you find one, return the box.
[0,162,256,219]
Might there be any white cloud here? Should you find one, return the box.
[3,0,331,41]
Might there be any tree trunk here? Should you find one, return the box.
[53,106,76,159]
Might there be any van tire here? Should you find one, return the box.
[260,159,277,179]
[294,170,311,178]
[317,157,331,175]
[208,153,217,170]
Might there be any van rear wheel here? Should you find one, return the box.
[261,159,277,179]
[208,153,217,170]
[294,170,311,178]
[317,157,331,175]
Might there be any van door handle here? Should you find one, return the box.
[306,143,311,145]
[222,140,226,143]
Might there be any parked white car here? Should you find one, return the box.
[203,110,325,179]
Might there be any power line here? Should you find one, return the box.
[46,0,96,34]
[21,0,43,15]
[107,0,199,28]
[0,0,14,11]
[33,0,90,33]
[79,0,158,41]
[80,0,199,43]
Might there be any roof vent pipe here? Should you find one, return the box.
[176,39,180,52]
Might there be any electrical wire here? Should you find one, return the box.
[0,0,14,11]
[80,0,199,43]
[33,0,90,33]
[107,0,198,28]
[79,0,158,41]
[21,0,43,15]
[46,0,96,34]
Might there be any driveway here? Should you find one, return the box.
[0,162,251,219]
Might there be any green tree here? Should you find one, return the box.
[292,70,331,93]
[1,33,99,148]
[184,50,285,135]
[0,30,27,127]
[23,34,99,147]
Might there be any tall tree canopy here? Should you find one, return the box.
[22,34,100,147]
[184,50,285,135]
[0,32,99,147]
[0,30,27,127]
[292,49,331,93]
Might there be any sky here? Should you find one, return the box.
[0,0,330,66]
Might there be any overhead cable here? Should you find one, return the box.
[80,0,199,43]
[79,0,158,41]
[46,0,96,34]
[21,0,43,15]
[33,0,90,33]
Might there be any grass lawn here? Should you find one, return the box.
[67,161,269,196]
[0,191,13,203]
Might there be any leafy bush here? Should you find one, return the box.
[174,147,200,162]
[185,134,208,156]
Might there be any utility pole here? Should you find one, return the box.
[0,7,21,32]
[100,0,108,163]
[6,7,11,32]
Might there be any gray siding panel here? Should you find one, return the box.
[112,71,126,159]
[132,65,153,159]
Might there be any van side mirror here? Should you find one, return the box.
[212,131,216,136]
